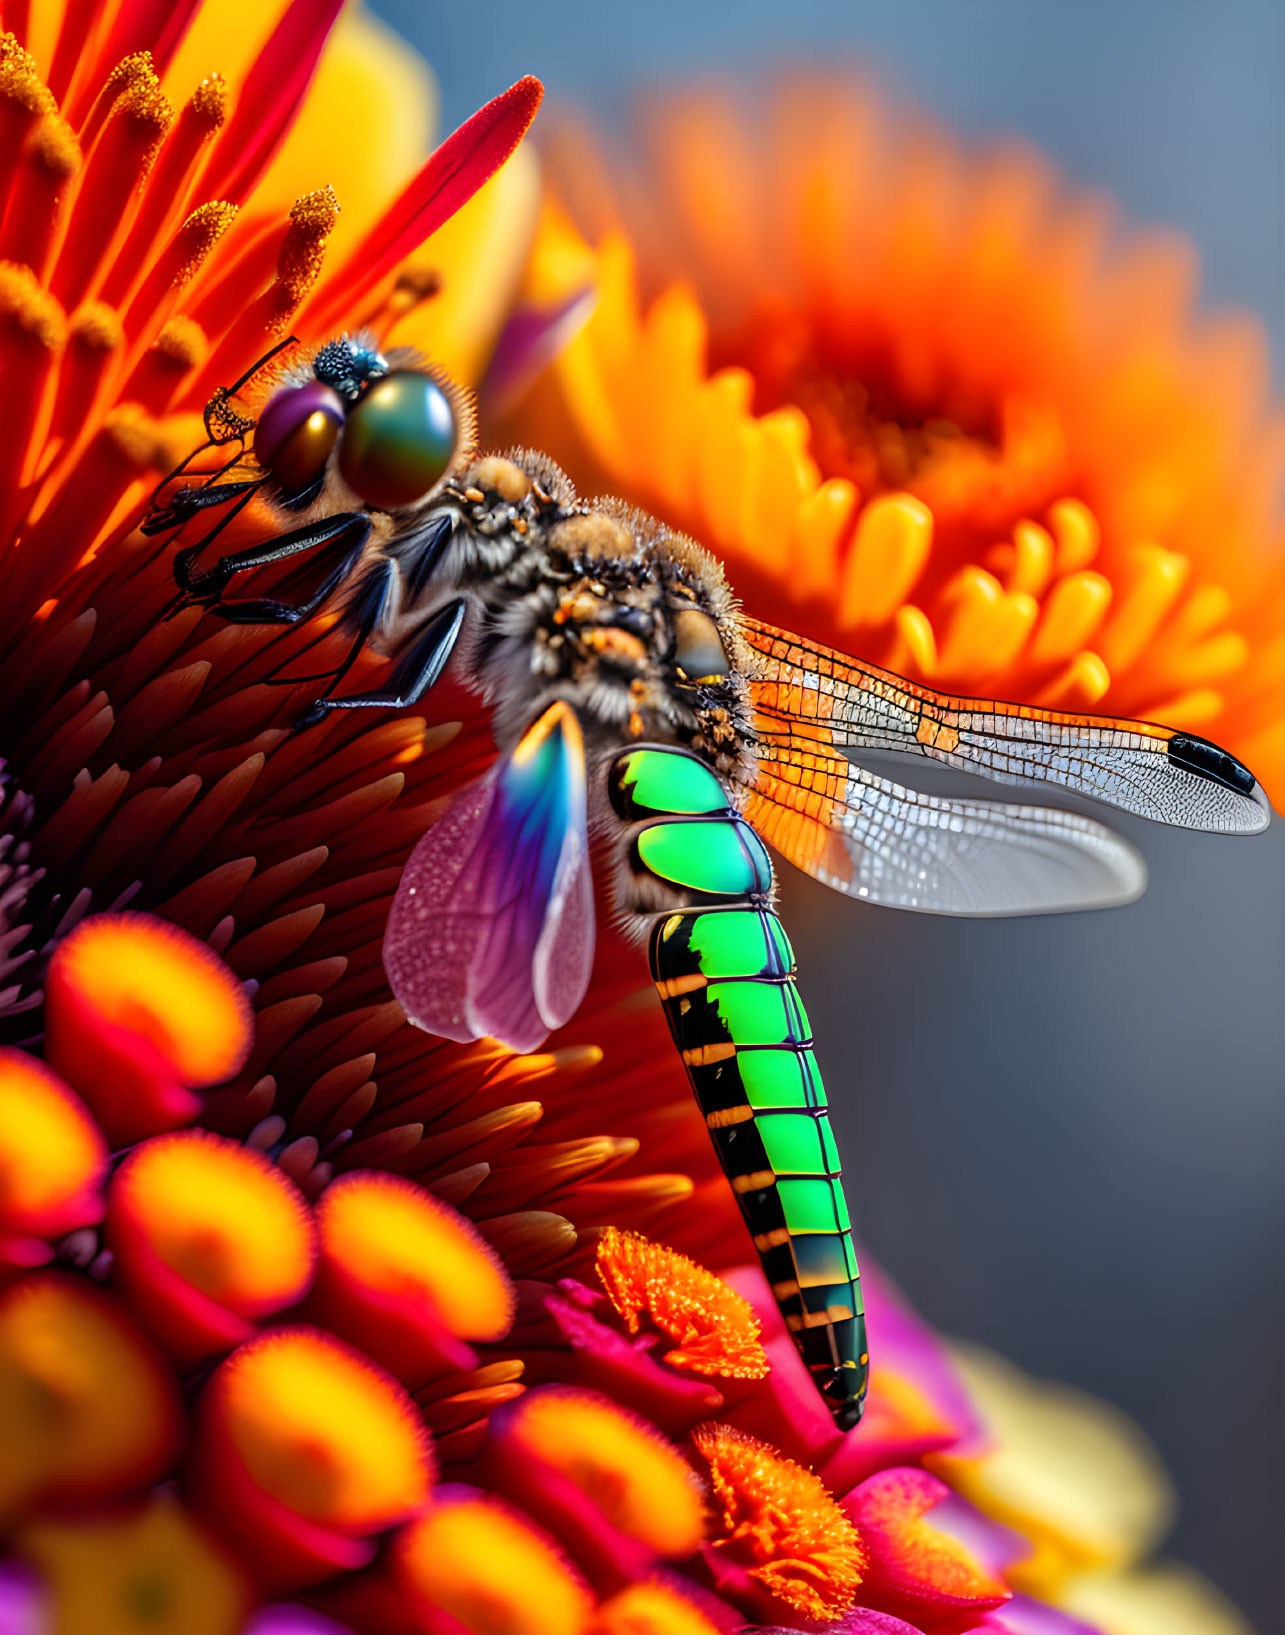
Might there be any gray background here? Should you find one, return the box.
[374,3,1285,1624]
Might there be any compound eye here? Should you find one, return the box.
[672,607,730,683]
[253,381,344,496]
[338,370,460,512]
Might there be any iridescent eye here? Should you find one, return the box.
[672,607,730,683]
[253,381,344,495]
[338,370,459,512]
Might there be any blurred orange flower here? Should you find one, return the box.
[509,81,1285,802]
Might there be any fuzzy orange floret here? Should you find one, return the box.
[392,1495,594,1635]
[106,1130,315,1361]
[0,1050,105,1251]
[0,1272,180,1522]
[210,1326,432,1531]
[690,1421,865,1621]
[311,1170,515,1376]
[595,1226,768,1380]
[509,1388,706,1559]
[45,913,252,1146]
[591,1582,721,1635]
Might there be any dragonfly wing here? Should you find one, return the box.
[744,619,1270,835]
[743,753,1146,915]
[384,701,595,1052]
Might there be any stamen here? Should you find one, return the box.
[691,1421,866,1621]
[0,113,80,278]
[119,198,238,357]
[596,1226,770,1380]
[52,82,175,313]
[276,184,340,313]
[99,73,228,311]
[122,314,209,412]
[194,187,339,394]
[0,262,64,539]
[76,50,156,152]
[0,34,54,188]
[11,403,168,626]
[49,299,123,444]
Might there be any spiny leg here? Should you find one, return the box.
[266,556,398,688]
[293,598,466,729]
[177,511,371,607]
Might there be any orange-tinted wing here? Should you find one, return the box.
[743,618,1269,835]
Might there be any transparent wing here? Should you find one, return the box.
[742,750,1146,915]
[743,618,1270,836]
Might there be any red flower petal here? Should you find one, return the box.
[200,0,347,207]
[301,74,544,337]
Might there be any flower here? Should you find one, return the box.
[0,9,1261,1635]
[504,80,1285,803]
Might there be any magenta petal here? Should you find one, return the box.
[480,286,598,416]
[0,1563,44,1635]
[538,1288,725,1433]
[922,1489,1031,1580]
[759,1614,928,1635]
[979,1595,1103,1635]
[244,1609,358,1635]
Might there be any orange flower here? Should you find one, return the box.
[509,81,1285,802]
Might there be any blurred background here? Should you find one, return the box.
[375,2,1285,1624]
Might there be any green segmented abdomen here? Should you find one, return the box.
[610,746,868,1430]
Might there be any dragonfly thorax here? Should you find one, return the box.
[432,452,759,786]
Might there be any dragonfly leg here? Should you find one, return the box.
[293,597,465,729]
[178,511,371,609]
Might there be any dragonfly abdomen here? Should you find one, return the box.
[609,745,868,1430]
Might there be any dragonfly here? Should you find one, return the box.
[149,336,1271,1431]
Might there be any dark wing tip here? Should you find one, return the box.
[1167,732,1271,831]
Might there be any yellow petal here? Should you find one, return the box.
[929,1344,1174,1598]
[1060,1563,1254,1635]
